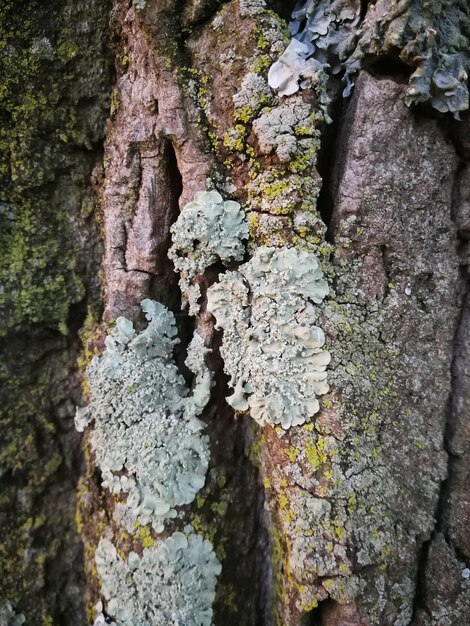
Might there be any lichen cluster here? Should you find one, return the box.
[168,190,248,314]
[207,246,331,428]
[268,0,361,120]
[269,0,470,118]
[217,16,328,258]
[75,299,212,533]
[358,0,470,117]
[0,602,25,626]
[94,533,221,626]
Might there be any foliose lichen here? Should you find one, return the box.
[268,0,361,120]
[239,0,267,18]
[207,246,331,429]
[168,190,248,315]
[252,100,321,163]
[75,299,212,533]
[94,533,221,626]
[0,602,25,626]
[358,0,470,118]
[269,0,470,119]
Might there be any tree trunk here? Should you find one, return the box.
[1,1,469,626]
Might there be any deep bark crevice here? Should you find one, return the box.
[362,53,412,81]
[317,96,348,241]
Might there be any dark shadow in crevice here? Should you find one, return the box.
[300,597,335,626]
[317,95,347,242]
[362,52,412,81]
[150,138,183,312]
[150,139,193,383]
[411,535,432,619]
[360,0,371,19]
[268,0,296,22]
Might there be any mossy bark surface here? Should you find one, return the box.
[0,0,111,623]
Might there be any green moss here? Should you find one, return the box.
[0,0,108,332]
[0,0,110,621]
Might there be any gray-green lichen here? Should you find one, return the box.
[252,100,321,163]
[94,533,221,626]
[75,299,212,533]
[207,246,331,428]
[168,190,248,314]
[239,0,266,17]
[233,72,273,111]
[0,602,25,626]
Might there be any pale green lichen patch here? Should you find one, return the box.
[0,601,25,626]
[168,190,248,314]
[207,246,331,429]
[75,300,212,533]
[94,533,221,626]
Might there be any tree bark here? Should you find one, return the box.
[1,1,469,626]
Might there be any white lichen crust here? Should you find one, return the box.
[75,299,212,533]
[95,533,221,626]
[207,246,331,429]
[168,190,248,315]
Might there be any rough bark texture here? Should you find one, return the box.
[0,0,111,623]
[1,1,469,626]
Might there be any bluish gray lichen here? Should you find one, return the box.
[75,299,212,533]
[207,246,331,429]
[94,533,221,626]
[168,190,248,315]
[0,602,25,626]
[270,0,470,119]
[368,0,470,117]
[268,0,361,120]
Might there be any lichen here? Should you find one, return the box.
[233,72,273,112]
[94,533,221,626]
[75,299,212,533]
[239,0,266,18]
[0,602,25,626]
[168,190,248,314]
[252,100,321,163]
[207,246,331,428]
[270,0,470,119]
[358,0,470,118]
[268,0,361,121]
